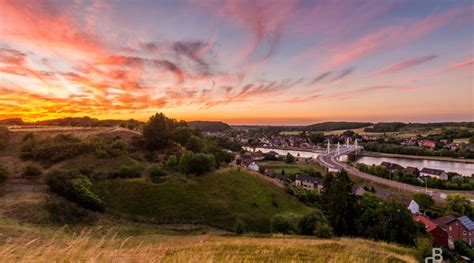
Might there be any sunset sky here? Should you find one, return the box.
[0,0,473,125]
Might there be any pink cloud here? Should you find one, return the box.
[326,7,465,68]
[374,55,437,75]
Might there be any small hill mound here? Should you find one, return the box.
[187,121,231,132]
[93,168,311,232]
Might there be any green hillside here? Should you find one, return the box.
[94,168,311,232]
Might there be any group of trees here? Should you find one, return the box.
[354,163,474,190]
[364,142,474,159]
[274,170,425,246]
[271,210,333,238]
[21,133,133,165]
[142,113,235,175]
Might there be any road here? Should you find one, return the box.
[316,146,474,203]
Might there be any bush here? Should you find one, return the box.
[412,193,434,209]
[165,155,178,170]
[0,125,9,149]
[22,164,43,177]
[44,196,96,225]
[234,218,245,234]
[45,170,105,211]
[271,213,300,234]
[285,153,295,164]
[148,164,167,183]
[179,151,216,175]
[454,240,474,259]
[297,210,333,238]
[0,165,8,183]
[71,176,105,211]
[109,165,143,179]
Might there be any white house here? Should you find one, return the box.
[295,175,323,190]
[420,168,448,180]
[408,200,420,214]
[247,161,259,172]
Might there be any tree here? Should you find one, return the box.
[446,194,473,218]
[297,210,333,237]
[179,151,216,175]
[320,170,357,236]
[309,132,325,144]
[285,153,295,164]
[142,113,173,150]
[342,130,355,137]
[271,213,299,234]
[185,135,204,153]
[355,194,420,246]
[469,136,474,144]
[412,193,434,210]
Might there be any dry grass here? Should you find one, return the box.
[0,220,418,263]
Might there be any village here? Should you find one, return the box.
[236,149,474,249]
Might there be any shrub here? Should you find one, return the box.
[297,210,333,238]
[22,164,43,177]
[179,151,216,175]
[0,165,8,183]
[454,240,474,259]
[234,218,245,234]
[109,165,143,179]
[165,155,178,170]
[285,153,295,164]
[0,125,9,149]
[45,170,105,211]
[271,213,300,234]
[71,176,105,211]
[412,193,434,209]
[148,164,167,183]
[44,196,96,225]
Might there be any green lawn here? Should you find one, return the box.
[93,168,311,232]
[257,160,325,176]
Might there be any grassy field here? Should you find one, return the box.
[93,168,311,232]
[0,218,418,263]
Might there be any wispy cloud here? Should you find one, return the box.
[374,55,437,75]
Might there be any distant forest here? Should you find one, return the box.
[364,122,474,132]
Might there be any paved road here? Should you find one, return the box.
[316,146,474,203]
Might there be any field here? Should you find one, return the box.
[94,168,311,232]
[0,218,418,262]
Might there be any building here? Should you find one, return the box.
[455,216,474,246]
[351,184,366,196]
[295,174,323,190]
[239,153,254,167]
[434,215,474,246]
[413,214,449,247]
[380,161,404,171]
[405,166,420,176]
[419,140,436,148]
[251,150,264,160]
[407,200,420,214]
[420,168,448,180]
[247,161,259,172]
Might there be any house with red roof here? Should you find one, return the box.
[413,214,449,247]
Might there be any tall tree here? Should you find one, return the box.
[320,170,357,236]
[142,113,172,150]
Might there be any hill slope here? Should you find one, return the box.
[93,168,311,232]
[0,218,418,262]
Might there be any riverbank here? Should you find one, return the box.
[359,151,474,164]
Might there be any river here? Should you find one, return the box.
[354,156,474,177]
[245,147,474,177]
